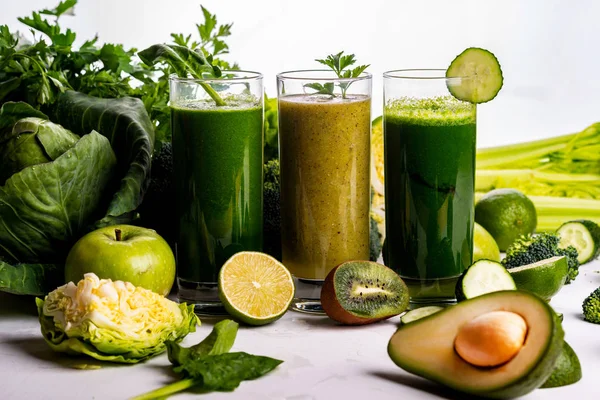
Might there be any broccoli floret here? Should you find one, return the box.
[138,142,176,248]
[583,287,600,324]
[263,159,281,260]
[502,232,580,284]
[557,245,580,284]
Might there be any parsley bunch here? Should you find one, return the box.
[0,0,236,143]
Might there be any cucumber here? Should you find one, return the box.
[455,259,516,301]
[557,220,600,264]
[446,47,503,104]
[400,306,444,325]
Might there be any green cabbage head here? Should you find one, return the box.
[36,273,199,364]
[0,117,79,184]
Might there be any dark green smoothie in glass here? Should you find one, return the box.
[384,96,476,302]
[170,73,263,314]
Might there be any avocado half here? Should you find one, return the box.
[388,291,564,399]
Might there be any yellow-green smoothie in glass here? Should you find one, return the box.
[279,94,371,280]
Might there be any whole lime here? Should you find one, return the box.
[65,225,176,296]
[475,189,537,251]
[473,222,501,262]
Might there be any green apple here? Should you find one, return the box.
[65,225,176,296]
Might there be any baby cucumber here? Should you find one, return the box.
[455,259,516,301]
[400,306,445,325]
[557,220,600,264]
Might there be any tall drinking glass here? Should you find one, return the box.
[171,71,264,315]
[277,70,372,313]
[383,69,476,304]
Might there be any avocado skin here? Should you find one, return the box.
[388,291,565,399]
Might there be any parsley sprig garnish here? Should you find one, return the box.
[306,51,369,98]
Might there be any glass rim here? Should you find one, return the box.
[383,69,468,81]
[277,69,372,82]
[169,70,263,83]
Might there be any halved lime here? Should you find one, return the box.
[446,47,504,103]
[508,255,568,301]
[473,222,501,262]
[218,251,294,326]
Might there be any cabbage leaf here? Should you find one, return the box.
[37,296,198,364]
[0,131,117,263]
[0,91,155,296]
[53,91,155,225]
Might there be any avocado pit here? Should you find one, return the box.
[454,310,528,368]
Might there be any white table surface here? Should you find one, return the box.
[1,260,599,400]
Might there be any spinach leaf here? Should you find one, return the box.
[138,44,225,106]
[53,91,154,225]
[138,44,221,81]
[167,319,239,366]
[132,320,282,400]
[175,352,283,391]
[0,262,61,295]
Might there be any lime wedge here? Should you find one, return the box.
[218,251,294,326]
[446,47,504,103]
[508,255,568,301]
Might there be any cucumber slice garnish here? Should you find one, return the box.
[446,47,504,104]
[455,259,516,301]
[400,306,444,325]
[557,220,600,264]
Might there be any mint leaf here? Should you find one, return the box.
[167,319,239,366]
[175,352,283,391]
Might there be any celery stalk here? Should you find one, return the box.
[476,122,600,173]
[475,169,600,198]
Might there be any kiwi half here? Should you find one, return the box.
[321,260,410,325]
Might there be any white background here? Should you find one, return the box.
[3,0,600,147]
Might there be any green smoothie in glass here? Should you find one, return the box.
[384,95,476,302]
[170,72,263,314]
